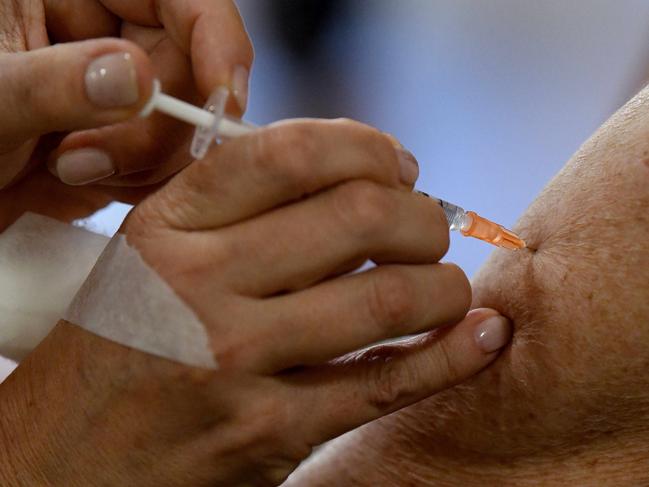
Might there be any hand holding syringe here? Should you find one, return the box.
[140,80,525,250]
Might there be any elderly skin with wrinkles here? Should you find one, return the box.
[286,84,649,486]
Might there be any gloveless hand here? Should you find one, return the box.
[0,119,511,486]
[0,0,252,227]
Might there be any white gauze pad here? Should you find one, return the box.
[64,234,217,369]
[0,213,109,361]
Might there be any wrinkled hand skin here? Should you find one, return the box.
[0,322,244,486]
[285,87,649,486]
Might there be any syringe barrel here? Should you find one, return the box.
[415,192,468,231]
[437,199,470,231]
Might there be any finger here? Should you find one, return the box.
[0,39,154,145]
[44,0,120,42]
[210,181,449,296]
[383,131,418,191]
[135,119,418,231]
[289,308,512,444]
[224,263,471,374]
[100,0,254,112]
[51,30,196,186]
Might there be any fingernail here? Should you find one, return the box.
[232,64,249,113]
[56,148,115,185]
[85,52,139,108]
[474,315,511,353]
[396,148,419,185]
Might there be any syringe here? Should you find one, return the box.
[416,192,525,250]
[140,80,257,159]
[140,81,526,250]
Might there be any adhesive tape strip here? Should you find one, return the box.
[0,213,109,361]
[64,234,217,369]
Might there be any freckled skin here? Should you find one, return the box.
[287,87,649,486]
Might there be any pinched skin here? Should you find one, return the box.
[287,87,649,486]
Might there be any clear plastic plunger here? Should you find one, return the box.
[189,85,256,159]
[140,80,256,159]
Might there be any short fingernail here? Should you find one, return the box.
[56,148,115,185]
[232,64,250,113]
[396,147,419,185]
[85,52,139,108]
[474,315,511,353]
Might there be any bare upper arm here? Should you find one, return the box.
[285,85,649,487]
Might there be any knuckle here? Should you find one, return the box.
[223,6,255,64]
[228,397,286,449]
[329,117,383,144]
[212,332,254,371]
[208,313,256,371]
[333,180,395,237]
[253,123,320,192]
[159,185,207,229]
[330,118,397,176]
[242,38,255,64]
[329,117,368,133]
[367,268,416,332]
[443,263,472,315]
[203,233,239,269]
[138,233,233,288]
[20,75,60,129]
[361,346,419,410]
[256,442,309,486]
[228,401,307,486]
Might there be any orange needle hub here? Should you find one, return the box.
[461,211,526,250]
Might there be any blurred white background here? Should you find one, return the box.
[2,0,649,380]
[237,0,649,275]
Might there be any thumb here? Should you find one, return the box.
[0,38,155,144]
